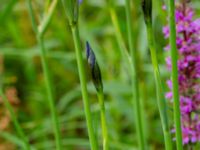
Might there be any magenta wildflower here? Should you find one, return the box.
[164,3,200,145]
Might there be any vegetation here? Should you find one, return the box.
[0,0,200,149]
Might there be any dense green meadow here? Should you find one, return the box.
[0,0,200,150]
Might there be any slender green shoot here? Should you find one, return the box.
[61,1,98,149]
[168,0,183,149]
[86,41,108,150]
[27,0,62,150]
[97,92,108,150]
[146,24,172,150]
[37,35,62,150]
[38,0,58,36]
[70,25,98,150]
[27,0,38,34]
[125,0,146,149]
[0,88,30,150]
[142,0,173,149]
[108,3,131,67]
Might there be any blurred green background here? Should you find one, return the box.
[0,0,200,149]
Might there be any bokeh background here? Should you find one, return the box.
[0,0,200,149]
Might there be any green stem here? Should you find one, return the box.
[37,35,62,150]
[27,1,62,149]
[108,6,132,69]
[146,24,172,150]
[71,25,98,150]
[168,0,183,149]
[38,0,58,36]
[97,92,108,150]
[27,0,38,34]
[0,89,30,150]
[125,0,146,149]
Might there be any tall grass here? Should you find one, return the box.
[1,0,196,149]
[125,0,146,149]
[107,1,131,67]
[107,1,146,149]
[168,0,183,149]
[61,1,98,150]
[97,92,108,150]
[71,25,98,150]
[86,41,109,150]
[146,24,172,150]
[142,0,172,149]
[27,0,62,150]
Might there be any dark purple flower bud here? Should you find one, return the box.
[142,0,152,24]
[86,42,103,93]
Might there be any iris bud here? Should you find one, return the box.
[86,42,103,93]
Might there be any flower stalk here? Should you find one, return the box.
[27,0,62,150]
[86,42,108,150]
[125,0,146,149]
[164,1,200,148]
[142,0,172,149]
[97,93,108,150]
[37,35,62,150]
[61,1,98,150]
[168,0,183,149]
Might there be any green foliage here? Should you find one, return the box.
[0,0,200,150]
